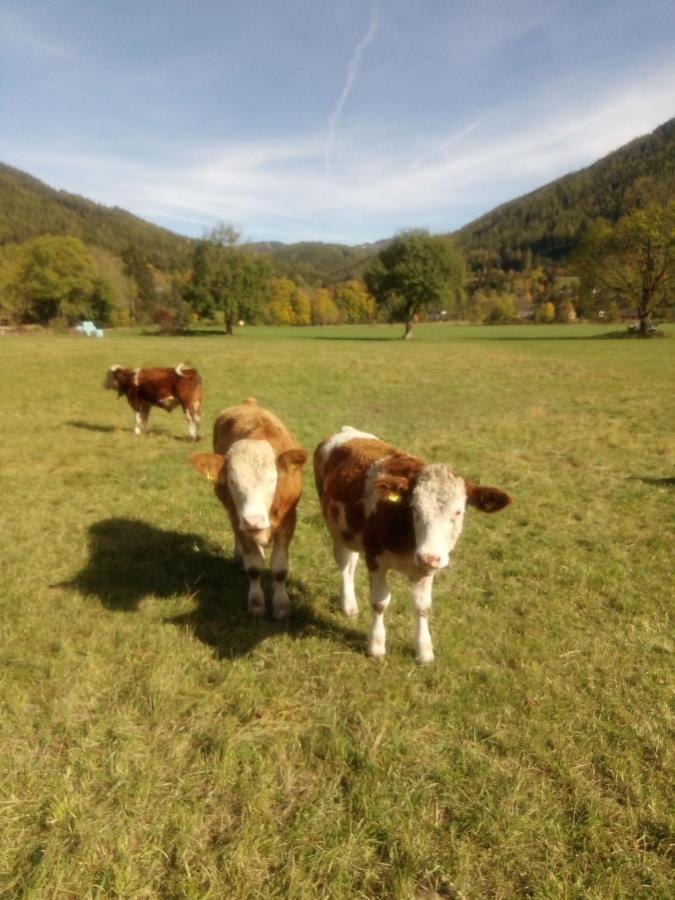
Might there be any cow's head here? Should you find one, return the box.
[373,463,511,574]
[103,365,123,392]
[191,440,307,536]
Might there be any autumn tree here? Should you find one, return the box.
[364,229,465,337]
[334,278,375,323]
[575,194,675,334]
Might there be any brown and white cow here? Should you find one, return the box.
[314,427,512,662]
[190,398,308,618]
[103,363,202,440]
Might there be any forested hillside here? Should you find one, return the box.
[0,164,192,270]
[245,240,382,285]
[455,117,675,270]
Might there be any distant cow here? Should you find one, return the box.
[314,427,511,662]
[103,363,202,440]
[191,398,308,618]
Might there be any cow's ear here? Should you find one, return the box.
[277,448,309,474]
[190,452,225,482]
[372,474,410,504]
[465,480,512,513]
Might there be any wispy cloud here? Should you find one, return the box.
[324,2,379,174]
[0,11,69,58]
[3,61,674,244]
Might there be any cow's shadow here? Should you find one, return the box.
[66,420,195,442]
[64,517,364,659]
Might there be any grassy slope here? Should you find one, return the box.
[1,324,673,899]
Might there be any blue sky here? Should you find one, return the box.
[1,0,674,244]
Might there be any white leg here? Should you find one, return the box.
[243,544,266,616]
[134,405,150,435]
[185,409,201,441]
[368,567,391,658]
[334,542,359,616]
[411,575,435,663]
[270,537,291,620]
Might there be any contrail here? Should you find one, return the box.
[325,3,379,173]
[411,122,479,172]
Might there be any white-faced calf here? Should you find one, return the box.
[314,427,511,662]
[191,399,308,618]
[103,363,203,440]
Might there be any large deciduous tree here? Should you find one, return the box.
[576,192,675,334]
[364,229,465,337]
[12,235,102,325]
[184,224,270,334]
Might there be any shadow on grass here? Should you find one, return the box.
[66,420,195,442]
[63,517,364,658]
[635,475,675,487]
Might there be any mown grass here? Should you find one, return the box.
[0,323,673,898]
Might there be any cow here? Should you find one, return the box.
[314,427,512,662]
[190,398,308,619]
[103,363,202,440]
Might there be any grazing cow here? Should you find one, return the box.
[103,363,202,440]
[190,398,308,618]
[314,427,511,662]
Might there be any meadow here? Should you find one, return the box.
[0,323,673,899]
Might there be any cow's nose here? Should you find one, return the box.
[242,515,267,533]
[416,552,442,570]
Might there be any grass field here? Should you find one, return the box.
[1,323,673,898]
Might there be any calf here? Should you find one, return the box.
[314,427,511,662]
[190,398,308,618]
[103,363,202,440]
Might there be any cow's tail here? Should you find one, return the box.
[175,362,199,380]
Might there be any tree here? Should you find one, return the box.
[11,235,102,325]
[334,278,376,323]
[575,199,675,334]
[183,224,271,334]
[364,229,465,337]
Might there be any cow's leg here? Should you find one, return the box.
[270,531,292,620]
[368,566,391,658]
[411,574,435,663]
[233,535,243,567]
[184,402,201,442]
[333,541,359,617]
[243,543,266,616]
[134,402,151,435]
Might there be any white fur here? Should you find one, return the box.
[411,464,466,570]
[317,426,379,467]
[226,439,277,534]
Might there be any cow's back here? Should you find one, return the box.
[213,399,297,456]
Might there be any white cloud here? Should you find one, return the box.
[3,61,674,243]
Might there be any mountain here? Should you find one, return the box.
[453,118,675,270]
[245,240,385,285]
[0,163,193,270]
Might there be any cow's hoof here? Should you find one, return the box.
[273,605,290,620]
[249,604,265,617]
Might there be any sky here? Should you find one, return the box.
[1,0,674,245]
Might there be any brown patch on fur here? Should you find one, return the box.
[346,500,365,534]
[330,503,340,523]
[316,437,423,569]
[273,570,288,583]
[246,567,262,580]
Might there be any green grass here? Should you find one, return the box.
[1,323,673,898]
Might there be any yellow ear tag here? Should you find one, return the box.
[206,471,216,482]
[387,492,402,503]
